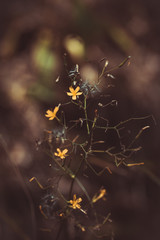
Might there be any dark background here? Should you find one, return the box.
[0,0,160,239]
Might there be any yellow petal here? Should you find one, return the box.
[53,106,59,114]
[56,148,61,153]
[75,86,80,93]
[77,198,82,203]
[69,86,74,93]
[47,115,55,120]
[49,116,55,120]
[62,149,68,154]
[46,110,52,114]
[45,110,52,116]
[76,92,83,96]
[72,95,77,100]
[67,92,73,96]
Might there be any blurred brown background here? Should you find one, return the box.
[0,0,160,239]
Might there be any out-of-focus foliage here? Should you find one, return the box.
[0,0,160,240]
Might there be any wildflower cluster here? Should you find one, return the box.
[30,57,151,238]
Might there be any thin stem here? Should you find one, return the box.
[98,60,109,82]
[103,56,131,77]
[84,96,90,135]
[46,150,91,202]
[68,156,84,199]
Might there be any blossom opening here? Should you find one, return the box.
[69,194,82,209]
[54,148,68,159]
[67,86,83,100]
[45,106,59,120]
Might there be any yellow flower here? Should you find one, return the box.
[54,148,68,159]
[45,106,59,120]
[69,194,82,209]
[92,188,106,203]
[67,86,83,100]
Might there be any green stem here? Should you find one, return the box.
[46,151,91,202]
[84,96,90,135]
[68,157,84,199]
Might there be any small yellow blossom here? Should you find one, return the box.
[92,188,106,203]
[69,194,82,209]
[45,106,59,120]
[67,86,83,100]
[54,148,68,159]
